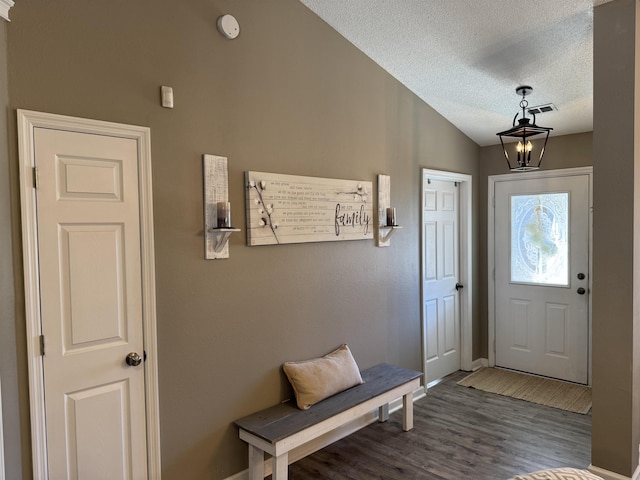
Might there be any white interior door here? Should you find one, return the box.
[493,173,590,384]
[33,127,149,478]
[423,178,461,384]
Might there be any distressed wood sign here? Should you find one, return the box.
[204,154,231,259]
[245,171,373,246]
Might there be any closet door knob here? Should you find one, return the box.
[125,352,142,366]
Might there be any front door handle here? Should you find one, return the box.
[577,287,586,295]
[455,282,464,291]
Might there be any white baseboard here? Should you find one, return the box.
[589,463,640,480]
[225,386,425,480]
[470,358,488,371]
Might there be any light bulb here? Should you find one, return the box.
[516,141,524,153]
[526,140,533,152]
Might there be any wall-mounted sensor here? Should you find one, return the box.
[161,86,174,108]
[217,14,240,39]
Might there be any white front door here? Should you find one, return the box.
[423,178,461,384]
[493,172,590,384]
[18,111,160,479]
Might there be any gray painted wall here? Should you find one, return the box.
[0,18,25,480]
[592,0,640,476]
[2,0,639,479]
[3,1,480,478]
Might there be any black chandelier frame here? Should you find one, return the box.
[497,86,553,172]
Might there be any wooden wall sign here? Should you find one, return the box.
[245,171,373,246]
[204,154,240,259]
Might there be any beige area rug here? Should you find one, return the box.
[457,367,592,414]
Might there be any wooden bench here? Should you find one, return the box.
[234,363,422,480]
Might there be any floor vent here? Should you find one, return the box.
[527,103,557,115]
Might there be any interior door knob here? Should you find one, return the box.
[125,352,142,366]
[455,282,464,291]
[577,287,586,295]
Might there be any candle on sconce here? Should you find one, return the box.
[217,201,231,228]
[386,207,396,227]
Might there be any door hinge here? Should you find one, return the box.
[39,334,45,356]
[32,167,38,189]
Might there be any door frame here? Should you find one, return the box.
[421,168,474,382]
[17,109,162,479]
[487,166,593,385]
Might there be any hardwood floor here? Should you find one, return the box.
[286,371,591,480]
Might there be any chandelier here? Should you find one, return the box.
[497,86,552,171]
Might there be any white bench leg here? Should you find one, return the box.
[378,403,389,422]
[403,391,414,431]
[248,444,264,480]
[271,452,289,480]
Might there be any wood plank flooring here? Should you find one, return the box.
[286,371,591,480]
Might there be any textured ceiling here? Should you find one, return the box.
[299,0,613,146]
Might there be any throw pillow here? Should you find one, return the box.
[283,344,363,410]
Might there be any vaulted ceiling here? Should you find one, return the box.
[299,0,613,146]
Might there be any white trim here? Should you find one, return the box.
[588,463,640,480]
[0,377,5,480]
[471,358,488,371]
[487,166,593,385]
[0,0,13,21]
[225,386,426,480]
[420,169,474,378]
[17,109,162,479]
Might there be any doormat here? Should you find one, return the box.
[457,367,592,414]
